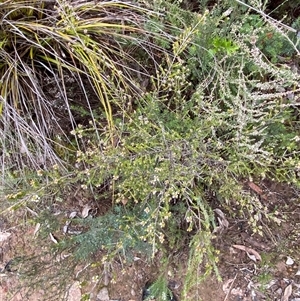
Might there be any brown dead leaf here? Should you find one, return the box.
[248,182,263,194]
[242,235,269,250]
[121,198,128,205]
[282,283,292,301]
[248,182,267,200]
[232,244,262,261]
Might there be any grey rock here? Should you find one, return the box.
[96,287,109,301]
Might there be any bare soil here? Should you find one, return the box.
[1,180,300,301]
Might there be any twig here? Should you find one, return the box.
[223,273,238,301]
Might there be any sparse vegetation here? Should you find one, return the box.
[1,0,300,300]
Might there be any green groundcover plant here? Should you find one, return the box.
[1,0,300,300]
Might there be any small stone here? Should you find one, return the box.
[67,281,81,301]
[286,256,294,265]
[0,232,11,242]
[96,287,109,301]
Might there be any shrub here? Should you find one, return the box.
[1,0,300,300]
[67,1,299,296]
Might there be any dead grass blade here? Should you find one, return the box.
[232,244,262,261]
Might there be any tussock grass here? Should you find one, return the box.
[0,0,167,180]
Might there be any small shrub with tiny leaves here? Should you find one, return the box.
[2,0,300,300]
